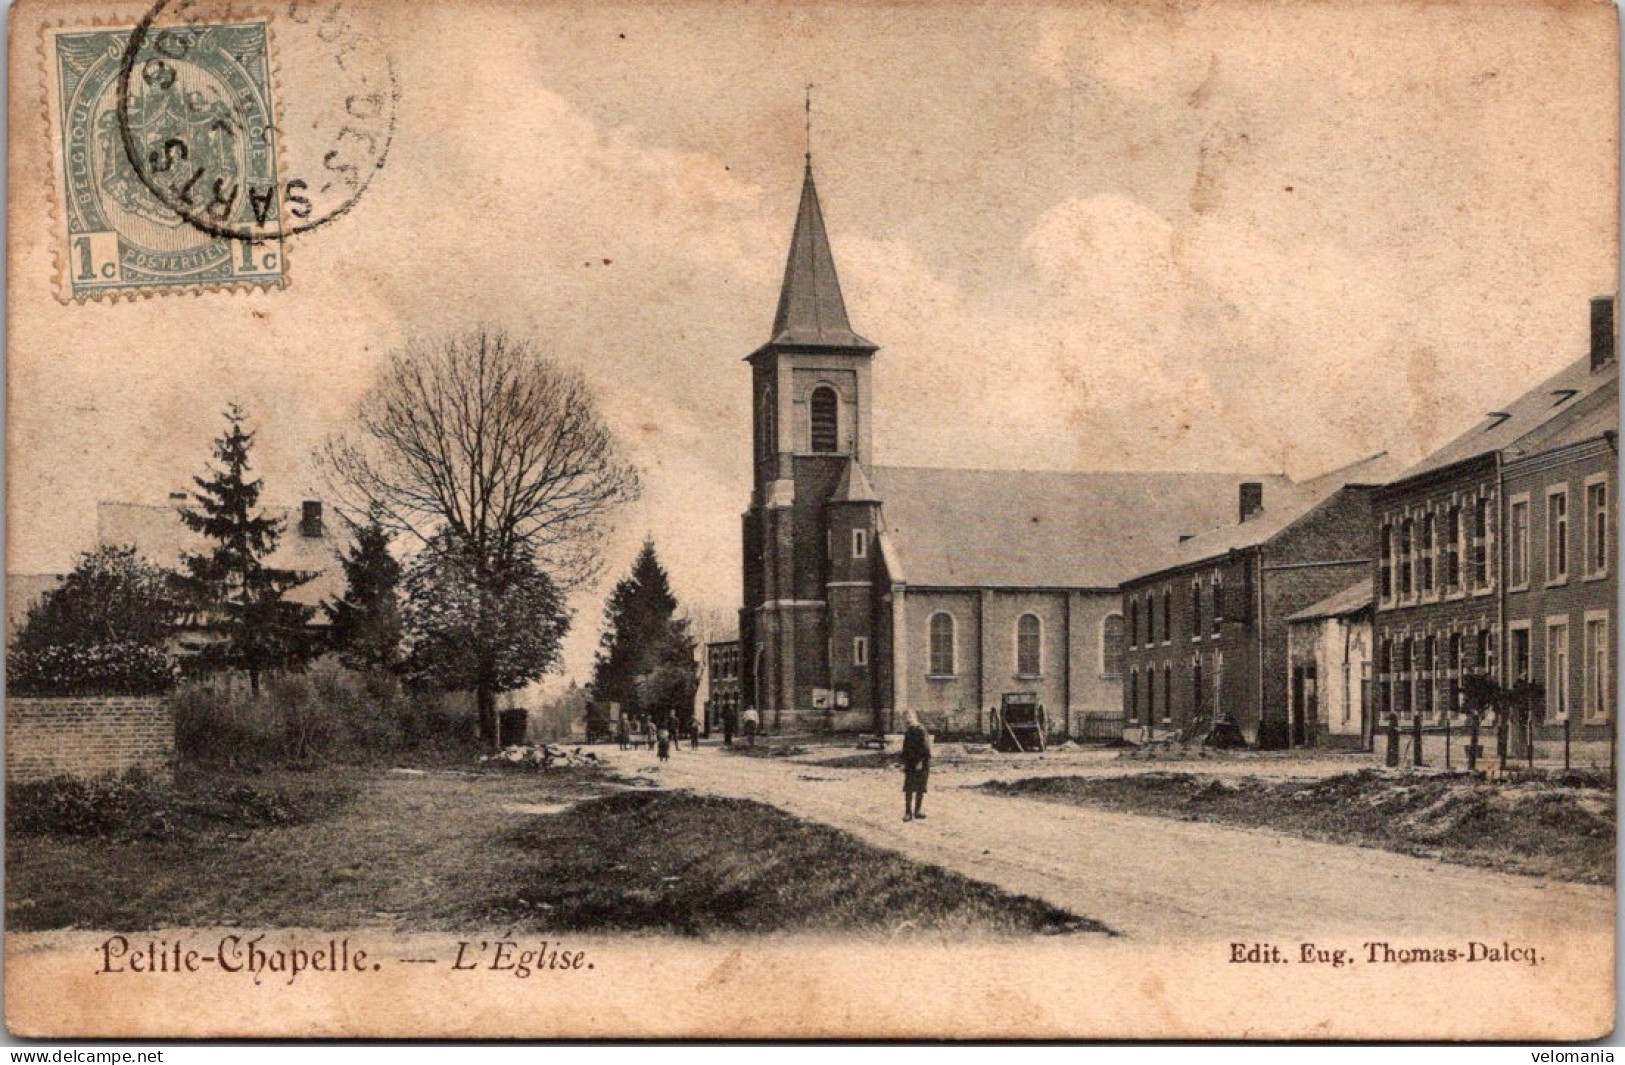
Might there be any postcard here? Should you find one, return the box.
[5,0,1617,1040]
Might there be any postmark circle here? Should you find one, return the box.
[116,0,399,242]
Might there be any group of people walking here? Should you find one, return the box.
[613,704,935,822]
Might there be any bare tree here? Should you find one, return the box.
[321,330,640,590]
[321,329,640,746]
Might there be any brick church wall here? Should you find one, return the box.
[7,696,175,784]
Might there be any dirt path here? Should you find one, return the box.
[628,744,1616,944]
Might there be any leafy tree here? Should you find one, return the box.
[400,532,570,747]
[7,544,181,696]
[590,541,697,727]
[13,544,179,654]
[321,329,639,747]
[180,404,315,693]
[325,514,404,674]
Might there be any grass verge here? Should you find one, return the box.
[981,769,1614,884]
[9,766,1107,937]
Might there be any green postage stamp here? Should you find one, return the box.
[49,21,286,300]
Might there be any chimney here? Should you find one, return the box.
[300,500,324,538]
[1239,482,1264,523]
[1590,296,1615,372]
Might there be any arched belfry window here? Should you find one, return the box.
[810,386,839,453]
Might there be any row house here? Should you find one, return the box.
[1373,298,1618,736]
[1118,455,1393,749]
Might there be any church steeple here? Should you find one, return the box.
[768,163,874,350]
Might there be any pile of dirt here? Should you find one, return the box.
[480,744,606,770]
[983,769,1615,883]
[722,743,809,759]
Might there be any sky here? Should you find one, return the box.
[9,0,1619,691]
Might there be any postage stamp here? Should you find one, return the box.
[49,20,287,300]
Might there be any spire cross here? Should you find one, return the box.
[805,83,814,165]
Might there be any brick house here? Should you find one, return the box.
[1118,456,1395,749]
[1372,298,1617,739]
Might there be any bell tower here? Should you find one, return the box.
[740,160,878,731]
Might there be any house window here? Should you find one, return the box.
[1547,487,1569,583]
[1471,497,1490,589]
[810,386,839,453]
[1377,637,1392,717]
[1419,514,1435,594]
[1190,577,1202,637]
[1212,570,1225,634]
[1145,663,1156,721]
[1509,497,1529,587]
[852,528,868,559]
[1476,628,1493,676]
[1398,519,1414,596]
[1161,589,1172,644]
[1585,616,1609,721]
[1128,669,1139,723]
[1163,664,1173,722]
[1017,614,1041,677]
[1510,624,1532,683]
[1128,599,1139,649]
[1191,656,1204,717]
[1447,632,1463,714]
[1395,638,1412,715]
[1379,523,1393,599]
[1144,594,1155,646]
[1546,620,1570,722]
[928,613,955,676]
[1417,635,1434,717]
[1443,506,1461,591]
[853,637,868,668]
[1587,478,1608,577]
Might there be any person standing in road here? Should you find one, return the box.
[657,723,671,762]
[742,706,760,748]
[722,704,737,746]
[901,711,932,822]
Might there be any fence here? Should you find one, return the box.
[6,696,175,784]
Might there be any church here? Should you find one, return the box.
[738,162,1315,736]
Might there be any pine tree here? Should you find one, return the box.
[589,540,696,726]
[326,514,404,674]
[180,404,315,693]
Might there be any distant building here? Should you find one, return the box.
[705,639,741,735]
[1373,298,1617,740]
[1285,580,1374,748]
[1118,457,1395,748]
[97,495,347,653]
[738,161,1308,737]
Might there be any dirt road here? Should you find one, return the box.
[630,744,1616,944]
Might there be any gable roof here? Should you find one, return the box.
[1398,354,1618,482]
[867,466,1296,589]
[766,163,874,350]
[97,500,348,612]
[1286,579,1373,623]
[1501,372,1618,460]
[1134,452,1397,576]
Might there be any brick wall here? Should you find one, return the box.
[6,696,174,784]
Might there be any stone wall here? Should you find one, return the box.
[6,696,174,784]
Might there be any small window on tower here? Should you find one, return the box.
[852,528,868,559]
[853,637,869,668]
[810,386,839,453]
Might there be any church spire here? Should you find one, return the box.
[768,162,873,349]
